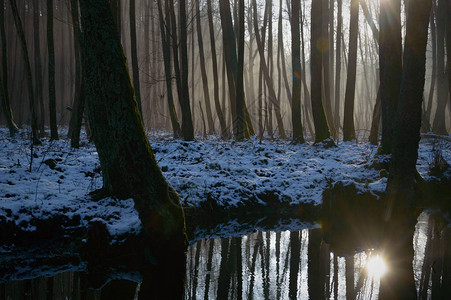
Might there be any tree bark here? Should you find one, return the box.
[310,0,331,142]
[291,0,304,143]
[79,0,187,259]
[178,0,194,140]
[343,0,359,141]
[334,0,343,138]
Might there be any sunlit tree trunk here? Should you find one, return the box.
[9,0,40,144]
[343,0,359,141]
[423,5,436,132]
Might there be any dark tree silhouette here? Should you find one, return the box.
[343,0,359,141]
[379,0,402,154]
[130,0,143,118]
[0,0,18,137]
[382,0,432,298]
[310,0,331,143]
[47,0,58,140]
[291,0,305,143]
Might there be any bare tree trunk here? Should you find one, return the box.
[0,0,18,136]
[252,0,286,138]
[334,0,342,138]
[423,5,436,132]
[291,0,304,143]
[206,0,227,137]
[322,0,335,138]
[196,0,215,134]
[33,0,45,136]
[379,0,402,154]
[47,0,58,140]
[310,0,331,142]
[157,0,181,138]
[130,0,143,118]
[9,0,40,144]
[343,0,359,141]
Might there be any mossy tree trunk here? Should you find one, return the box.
[79,0,187,258]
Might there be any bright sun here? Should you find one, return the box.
[366,255,387,278]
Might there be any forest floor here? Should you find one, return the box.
[1,128,450,239]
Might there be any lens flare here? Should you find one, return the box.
[366,255,387,278]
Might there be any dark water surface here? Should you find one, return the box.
[1,212,450,299]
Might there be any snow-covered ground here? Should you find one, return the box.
[1,127,450,238]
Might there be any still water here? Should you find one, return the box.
[1,212,449,299]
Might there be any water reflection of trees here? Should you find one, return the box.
[1,212,449,299]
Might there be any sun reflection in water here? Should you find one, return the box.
[366,254,387,279]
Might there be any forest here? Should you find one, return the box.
[0,0,450,299]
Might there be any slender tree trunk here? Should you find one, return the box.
[379,0,402,154]
[196,0,214,134]
[33,0,45,136]
[235,0,248,139]
[79,0,187,263]
[279,0,291,105]
[334,0,342,138]
[9,0,40,144]
[343,0,359,141]
[252,0,286,138]
[178,0,194,140]
[310,0,331,142]
[47,0,58,140]
[206,0,227,138]
[291,0,304,143]
[0,0,18,137]
[130,0,143,118]
[322,0,335,137]
[157,0,180,138]
[68,0,85,148]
